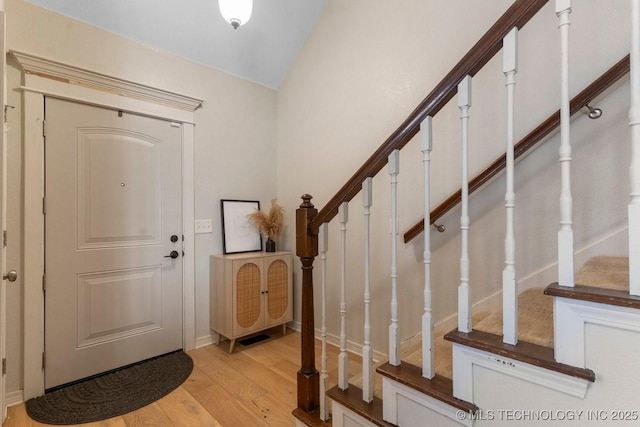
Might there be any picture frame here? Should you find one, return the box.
[220,199,263,254]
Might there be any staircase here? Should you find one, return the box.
[293,0,640,425]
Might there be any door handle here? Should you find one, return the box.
[3,270,17,282]
[164,251,180,259]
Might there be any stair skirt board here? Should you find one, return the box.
[452,343,591,404]
[553,295,640,367]
[293,408,332,427]
[328,384,393,427]
[331,401,382,427]
[381,377,473,427]
[331,377,473,427]
[449,321,640,426]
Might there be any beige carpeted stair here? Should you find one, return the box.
[574,256,629,291]
[348,312,492,398]
[347,256,629,400]
[467,256,629,349]
[474,287,554,348]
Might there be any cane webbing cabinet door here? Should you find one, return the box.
[233,260,263,334]
[210,251,292,352]
[264,253,293,328]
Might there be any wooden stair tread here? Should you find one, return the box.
[444,329,595,382]
[292,408,332,427]
[376,361,477,414]
[326,384,395,427]
[545,282,640,309]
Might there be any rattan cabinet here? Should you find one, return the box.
[210,251,292,352]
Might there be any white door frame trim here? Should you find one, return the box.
[11,50,202,399]
[0,8,7,421]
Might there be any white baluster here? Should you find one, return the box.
[629,0,640,296]
[389,150,401,366]
[556,0,575,287]
[421,117,435,379]
[362,177,373,402]
[503,28,519,345]
[338,202,349,390]
[458,76,472,333]
[319,223,330,421]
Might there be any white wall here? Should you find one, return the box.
[277,0,632,357]
[4,0,277,394]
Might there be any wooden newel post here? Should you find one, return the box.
[296,194,320,413]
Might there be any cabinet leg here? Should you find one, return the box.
[283,324,287,335]
[229,339,236,353]
[214,332,220,346]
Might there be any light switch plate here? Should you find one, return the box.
[195,219,213,234]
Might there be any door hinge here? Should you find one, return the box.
[4,105,14,124]
[42,120,46,137]
[42,274,46,293]
[43,197,46,214]
[42,352,46,369]
[2,358,6,375]
[3,230,6,247]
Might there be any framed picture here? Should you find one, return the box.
[220,199,262,254]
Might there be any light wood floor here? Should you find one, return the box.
[4,328,358,427]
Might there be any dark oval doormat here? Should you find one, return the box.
[25,350,193,425]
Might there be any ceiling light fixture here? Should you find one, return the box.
[219,0,253,29]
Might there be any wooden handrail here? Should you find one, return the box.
[403,54,631,243]
[309,0,549,232]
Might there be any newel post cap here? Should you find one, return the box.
[300,194,314,208]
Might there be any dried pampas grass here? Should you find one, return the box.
[247,199,285,241]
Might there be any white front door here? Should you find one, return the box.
[44,98,183,389]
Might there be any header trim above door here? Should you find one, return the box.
[10,50,203,123]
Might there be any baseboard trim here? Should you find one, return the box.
[6,390,24,407]
[519,225,628,291]
[435,288,503,336]
[296,322,387,363]
[195,332,217,349]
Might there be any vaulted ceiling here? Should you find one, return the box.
[25,0,327,89]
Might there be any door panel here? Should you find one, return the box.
[44,98,183,389]
[77,128,161,248]
[76,266,162,347]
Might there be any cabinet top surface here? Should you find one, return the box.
[212,251,291,260]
